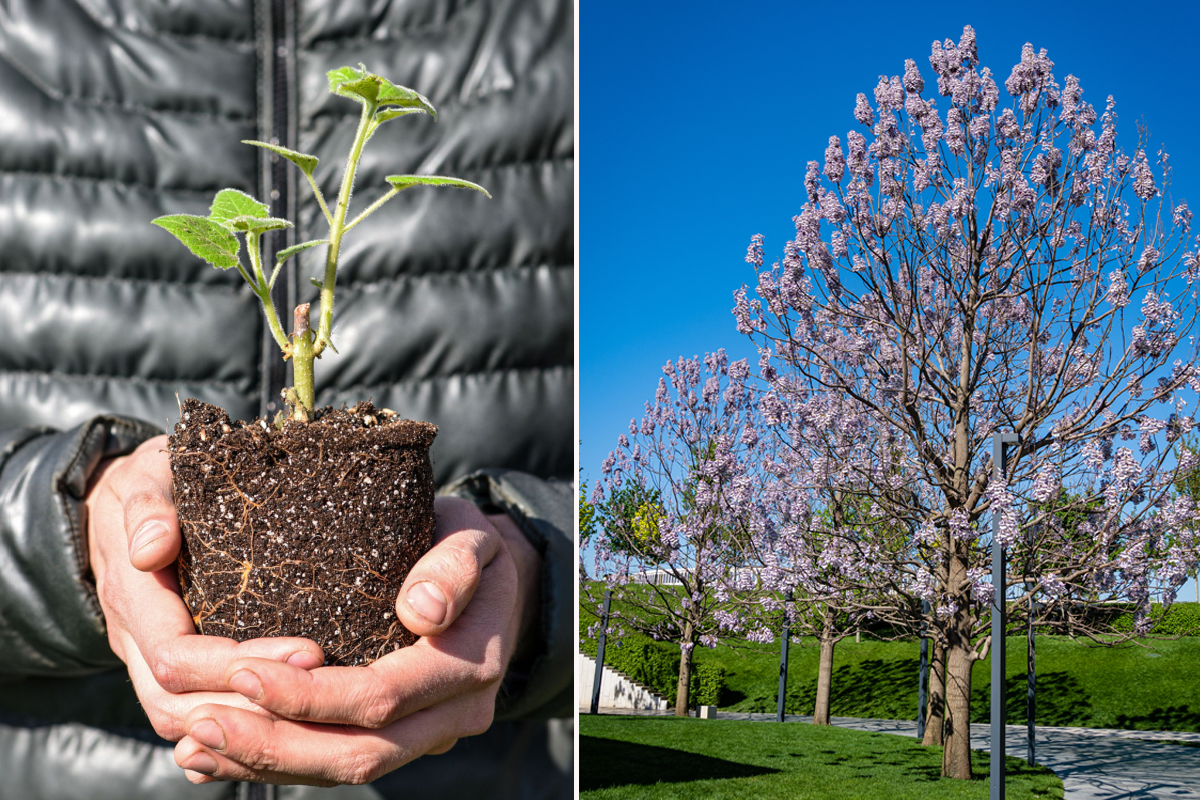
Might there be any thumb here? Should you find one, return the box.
[396,497,502,637]
[118,436,182,572]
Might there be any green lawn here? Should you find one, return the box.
[580,715,1063,800]
[693,633,1200,731]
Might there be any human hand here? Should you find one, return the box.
[172,495,541,785]
[85,435,326,741]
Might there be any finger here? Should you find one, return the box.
[176,694,487,785]
[224,543,515,727]
[112,436,181,572]
[120,629,284,742]
[396,496,503,637]
[145,633,325,694]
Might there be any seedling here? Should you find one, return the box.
[153,65,489,420]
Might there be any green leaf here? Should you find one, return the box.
[326,65,437,118]
[241,140,319,177]
[226,216,293,233]
[385,174,492,199]
[152,215,241,269]
[277,239,329,263]
[374,108,427,125]
[209,189,269,228]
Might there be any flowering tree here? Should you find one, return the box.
[726,388,919,725]
[588,350,760,715]
[735,26,1200,779]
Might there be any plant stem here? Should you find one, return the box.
[315,102,375,356]
[343,187,399,233]
[248,231,291,354]
[291,303,316,414]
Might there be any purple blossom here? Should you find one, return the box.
[1133,152,1158,201]
[854,93,874,126]
[903,58,924,94]
[824,136,845,183]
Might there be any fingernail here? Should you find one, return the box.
[407,581,447,625]
[286,650,322,669]
[185,751,218,776]
[130,520,168,559]
[229,669,263,700]
[189,718,226,751]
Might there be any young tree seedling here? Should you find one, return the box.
[153,65,489,421]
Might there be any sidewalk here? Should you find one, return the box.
[593,707,1200,798]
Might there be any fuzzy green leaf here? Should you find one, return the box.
[241,140,319,177]
[152,215,240,269]
[384,174,492,199]
[209,190,269,228]
[277,239,329,263]
[374,108,427,125]
[327,65,436,118]
[226,216,293,233]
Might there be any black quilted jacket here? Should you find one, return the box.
[0,1,573,798]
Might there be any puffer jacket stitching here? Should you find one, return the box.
[0,52,255,122]
[0,170,237,195]
[302,1,481,49]
[333,363,571,396]
[70,0,255,46]
[0,270,246,293]
[0,369,249,391]
[339,262,571,290]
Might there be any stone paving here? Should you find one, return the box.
[592,707,1200,798]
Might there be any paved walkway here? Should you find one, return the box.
[592,707,1200,798]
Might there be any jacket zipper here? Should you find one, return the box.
[259,0,295,421]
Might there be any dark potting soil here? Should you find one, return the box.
[169,397,436,666]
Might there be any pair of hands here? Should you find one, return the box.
[85,436,540,786]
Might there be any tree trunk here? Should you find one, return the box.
[674,620,695,717]
[921,638,946,747]
[813,608,836,725]
[941,638,975,779]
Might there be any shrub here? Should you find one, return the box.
[1110,602,1200,636]
[690,662,728,706]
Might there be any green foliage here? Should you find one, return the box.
[150,215,240,269]
[276,239,329,265]
[242,140,319,177]
[208,188,269,225]
[582,636,680,700]
[385,174,492,197]
[327,64,437,118]
[582,630,728,707]
[150,65,487,416]
[691,662,727,706]
[1109,603,1200,636]
[591,484,666,559]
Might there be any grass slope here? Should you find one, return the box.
[580,715,1063,800]
[693,634,1200,731]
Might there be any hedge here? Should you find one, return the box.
[581,634,728,706]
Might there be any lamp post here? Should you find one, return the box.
[991,432,1019,800]
[1026,580,1039,766]
[777,589,792,723]
[589,588,612,715]
[918,598,929,740]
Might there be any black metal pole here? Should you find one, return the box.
[777,590,792,722]
[918,598,929,740]
[590,589,612,715]
[1027,581,1036,766]
[991,432,1018,800]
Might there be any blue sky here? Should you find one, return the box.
[579,1,1200,599]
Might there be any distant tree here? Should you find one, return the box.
[735,26,1200,778]
[589,351,759,716]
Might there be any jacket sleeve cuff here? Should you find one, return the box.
[441,469,573,720]
[0,416,162,678]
